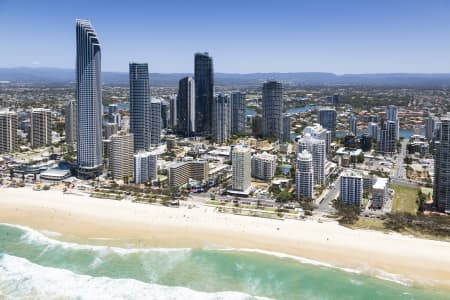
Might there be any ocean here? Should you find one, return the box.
[0,223,448,300]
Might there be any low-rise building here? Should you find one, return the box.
[168,160,209,188]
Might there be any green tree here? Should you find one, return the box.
[276,188,293,203]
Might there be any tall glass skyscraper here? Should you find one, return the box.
[194,52,214,135]
[231,92,246,136]
[150,98,162,146]
[129,63,151,152]
[433,115,450,213]
[76,19,103,178]
[262,80,283,140]
[177,77,196,136]
[212,93,231,144]
[318,108,337,141]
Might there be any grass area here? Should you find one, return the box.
[347,217,387,232]
[361,198,369,208]
[420,187,433,195]
[346,215,450,242]
[391,184,419,214]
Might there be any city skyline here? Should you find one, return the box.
[1,0,450,73]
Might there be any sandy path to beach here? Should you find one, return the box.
[1,187,449,288]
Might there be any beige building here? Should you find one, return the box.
[31,108,52,148]
[109,132,134,181]
[168,160,208,188]
[232,145,251,192]
[0,111,17,154]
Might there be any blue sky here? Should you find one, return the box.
[1,0,450,73]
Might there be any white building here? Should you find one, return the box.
[372,177,388,209]
[251,152,276,180]
[339,170,363,206]
[296,150,314,200]
[134,151,158,184]
[232,145,251,192]
[297,134,326,185]
[303,123,331,155]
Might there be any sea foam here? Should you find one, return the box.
[0,254,271,300]
[0,223,190,255]
[215,247,413,286]
[0,223,414,287]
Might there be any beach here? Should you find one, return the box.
[1,187,449,290]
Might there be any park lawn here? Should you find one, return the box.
[391,184,419,214]
[348,217,387,232]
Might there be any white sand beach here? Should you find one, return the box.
[0,187,449,288]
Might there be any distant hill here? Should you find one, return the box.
[1,67,450,87]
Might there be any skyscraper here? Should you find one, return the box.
[108,105,121,126]
[318,108,337,141]
[212,93,231,144]
[150,99,162,146]
[332,94,340,105]
[262,80,283,140]
[194,52,214,135]
[231,92,246,135]
[433,115,450,213]
[296,150,314,200]
[129,63,151,152]
[340,170,363,207]
[104,122,118,139]
[349,114,358,136]
[282,114,291,143]
[377,119,396,154]
[31,108,52,148]
[232,145,251,192]
[297,134,326,185]
[303,123,331,155]
[0,111,17,154]
[386,105,398,122]
[161,100,169,129]
[65,99,77,146]
[368,122,379,141]
[169,96,177,129]
[177,77,195,136]
[386,105,399,140]
[425,113,438,141]
[76,19,103,178]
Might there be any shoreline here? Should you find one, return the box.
[1,187,450,290]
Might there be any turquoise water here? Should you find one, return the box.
[0,224,448,299]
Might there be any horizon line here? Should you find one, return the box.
[2,66,450,76]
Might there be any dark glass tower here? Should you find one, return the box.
[194,52,214,135]
[318,108,337,141]
[177,77,196,136]
[129,63,151,152]
[262,80,283,140]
